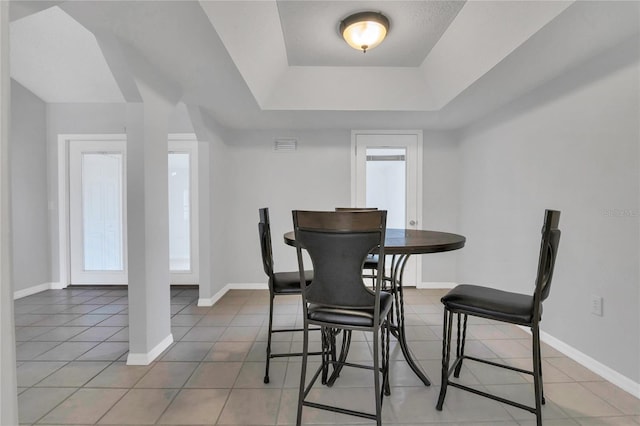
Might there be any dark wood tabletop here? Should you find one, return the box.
[284,228,466,255]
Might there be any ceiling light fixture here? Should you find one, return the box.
[340,11,389,53]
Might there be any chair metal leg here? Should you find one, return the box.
[264,294,274,384]
[532,325,544,426]
[453,314,468,378]
[537,332,546,405]
[296,324,309,426]
[437,309,548,423]
[320,327,328,384]
[299,325,387,423]
[436,308,454,410]
[373,329,382,426]
[383,316,391,396]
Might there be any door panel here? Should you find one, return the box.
[69,140,127,284]
[365,147,407,228]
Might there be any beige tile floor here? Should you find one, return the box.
[14,286,640,425]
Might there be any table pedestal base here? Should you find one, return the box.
[386,253,431,386]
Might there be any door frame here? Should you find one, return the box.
[168,134,199,285]
[57,134,127,289]
[350,130,424,286]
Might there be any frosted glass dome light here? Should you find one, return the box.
[340,12,390,53]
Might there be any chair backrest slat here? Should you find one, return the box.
[335,207,378,211]
[258,207,274,279]
[533,209,561,314]
[296,210,384,232]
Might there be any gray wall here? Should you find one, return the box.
[223,129,352,281]
[220,129,462,285]
[1,4,19,422]
[421,131,461,283]
[10,80,50,293]
[457,54,640,382]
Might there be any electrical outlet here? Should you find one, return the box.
[590,295,603,316]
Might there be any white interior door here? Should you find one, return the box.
[69,139,127,285]
[352,131,423,286]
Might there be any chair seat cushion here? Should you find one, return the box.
[363,254,379,270]
[442,284,536,325]
[307,291,393,327]
[272,270,313,295]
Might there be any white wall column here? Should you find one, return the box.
[0,0,19,423]
[125,83,174,365]
[196,141,211,304]
[187,106,222,305]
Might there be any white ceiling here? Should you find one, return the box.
[10,5,124,103]
[8,1,640,130]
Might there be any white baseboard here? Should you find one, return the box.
[13,282,55,299]
[539,329,640,399]
[514,326,640,399]
[197,283,268,307]
[417,281,457,289]
[126,333,173,365]
[51,282,67,290]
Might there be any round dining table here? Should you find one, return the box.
[284,228,466,386]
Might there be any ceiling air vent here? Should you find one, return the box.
[274,138,297,152]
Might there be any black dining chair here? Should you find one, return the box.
[436,209,561,426]
[293,210,392,426]
[258,207,316,384]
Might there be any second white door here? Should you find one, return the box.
[69,139,127,284]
